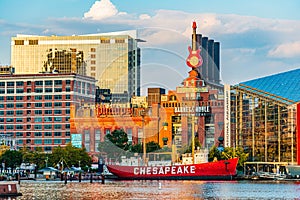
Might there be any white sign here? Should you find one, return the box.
[224,84,231,147]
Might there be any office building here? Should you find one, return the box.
[0,73,96,152]
[11,30,140,103]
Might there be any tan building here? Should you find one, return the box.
[11,31,141,102]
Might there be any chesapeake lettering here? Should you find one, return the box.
[133,166,196,175]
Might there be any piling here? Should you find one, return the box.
[101,174,105,184]
[64,173,67,184]
[90,173,93,183]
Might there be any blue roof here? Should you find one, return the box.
[237,68,300,104]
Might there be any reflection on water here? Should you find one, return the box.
[8,180,300,200]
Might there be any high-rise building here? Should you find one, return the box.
[194,34,220,85]
[0,73,96,152]
[11,30,141,103]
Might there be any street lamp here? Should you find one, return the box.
[141,109,146,165]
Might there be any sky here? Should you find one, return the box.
[1,0,300,94]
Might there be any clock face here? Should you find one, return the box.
[189,56,199,66]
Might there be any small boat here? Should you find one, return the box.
[106,149,239,180]
[0,182,22,197]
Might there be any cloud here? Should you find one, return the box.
[268,41,300,58]
[139,14,151,20]
[83,0,121,20]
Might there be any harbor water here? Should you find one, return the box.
[6,179,300,200]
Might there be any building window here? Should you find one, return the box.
[45,102,52,107]
[66,80,71,85]
[34,139,42,144]
[34,132,42,137]
[16,118,23,122]
[7,89,14,94]
[55,80,62,85]
[115,39,125,43]
[55,88,62,92]
[54,117,62,122]
[54,132,61,136]
[45,80,53,86]
[45,132,52,137]
[16,89,24,93]
[100,39,110,43]
[6,111,14,116]
[54,124,62,129]
[29,40,38,45]
[44,146,52,151]
[34,117,43,122]
[16,81,23,86]
[44,117,52,122]
[16,110,23,115]
[35,88,43,93]
[34,96,42,101]
[54,95,62,100]
[16,103,23,108]
[44,139,52,144]
[44,124,52,130]
[54,110,62,114]
[7,104,14,108]
[35,103,43,108]
[45,88,52,93]
[91,48,96,52]
[35,110,42,115]
[35,81,43,86]
[54,102,62,107]
[45,110,52,115]
[54,139,62,144]
[34,125,42,130]
[45,95,52,100]
[15,40,24,45]
[16,96,23,101]
[7,82,14,87]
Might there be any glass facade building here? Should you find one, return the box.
[11,31,140,103]
[229,69,300,164]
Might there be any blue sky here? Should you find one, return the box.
[1,0,300,92]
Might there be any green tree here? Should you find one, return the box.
[0,150,23,170]
[98,129,130,161]
[51,143,91,170]
[146,141,161,152]
[106,129,129,150]
[22,147,47,169]
[209,146,249,171]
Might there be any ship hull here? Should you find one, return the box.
[106,157,238,180]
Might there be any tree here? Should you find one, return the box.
[22,147,47,169]
[0,150,23,171]
[146,141,161,152]
[106,129,129,150]
[209,146,249,171]
[98,129,130,161]
[51,143,91,170]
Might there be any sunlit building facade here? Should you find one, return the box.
[11,31,140,102]
[228,69,300,165]
[0,73,95,152]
